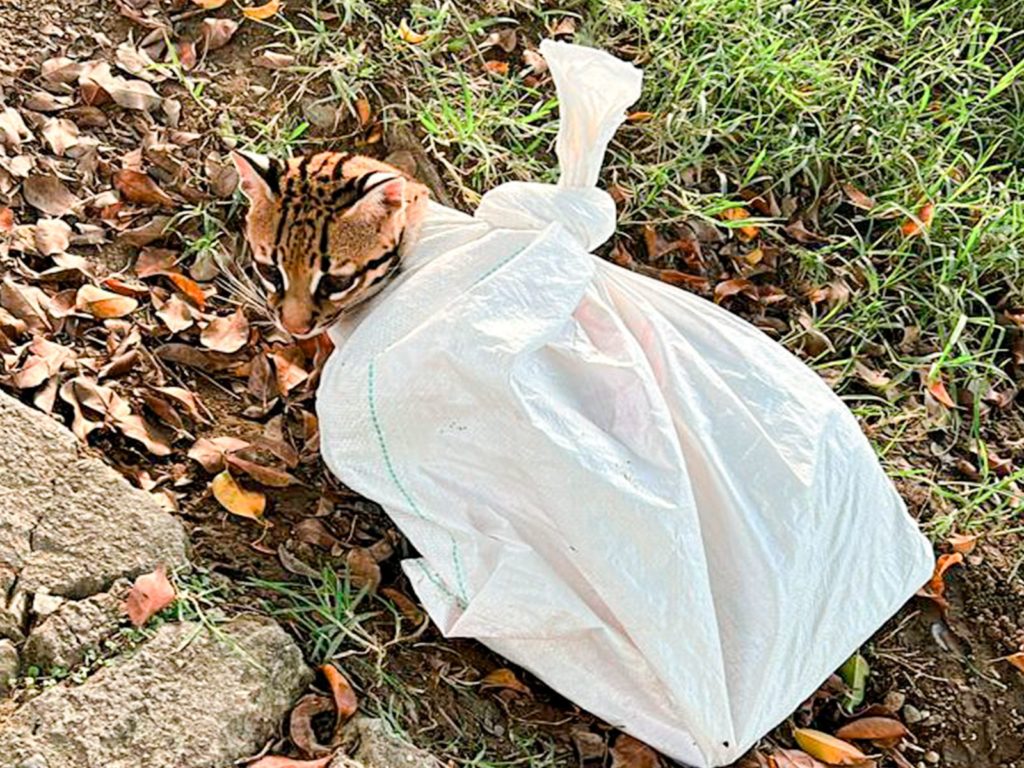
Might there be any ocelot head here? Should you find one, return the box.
[231,151,430,338]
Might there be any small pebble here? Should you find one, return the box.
[925,750,941,764]
[903,703,925,723]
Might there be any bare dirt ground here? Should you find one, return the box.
[1,1,1023,767]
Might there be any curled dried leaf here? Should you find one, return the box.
[835,717,908,742]
[188,435,250,472]
[242,0,282,20]
[211,470,266,519]
[793,728,870,766]
[321,663,359,729]
[398,18,427,44]
[481,668,530,695]
[289,694,335,757]
[125,565,176,626]
[115,169,176,208]
[201,308,250,353]
[609,734,662,768]
[76,284,139,318]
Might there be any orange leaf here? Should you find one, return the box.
[626,111,654,122]
[926,552,963,596]
[193,0,231,7]
[163,272,207,308]
[75,284,139,318]
[947,532,978,554]
[483,60,509,76]
[927,378,956,409]
[609,734,661,768]
[835,717,908,742]
[125,565,176,627]
[201,308,250,353]
[211,470,266,519]
[355,97,371,128]
[398,18,427,44]
[114,169,175,208]
[241,0,282,20]
[900,202,935,237]
[792,729,870,766]
[481,667,530,695]
[1005,652,1024,673]
[321,663,359,728]
[0,206,14,233]
[720,206,759,241]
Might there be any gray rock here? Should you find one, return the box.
[22,584,125,670]
[0,391,188,598]
[0,638,18,695]
[332,718,443,768]
[0,617,312,768]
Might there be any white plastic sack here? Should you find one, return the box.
[318,40,934,767]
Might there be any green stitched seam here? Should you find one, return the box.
[367,359,469,607]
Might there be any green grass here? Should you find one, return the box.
[216,0,1024,761]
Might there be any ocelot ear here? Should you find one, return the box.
[231,151,284,204]
[349,175,406,218]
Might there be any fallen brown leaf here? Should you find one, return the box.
[926,377,956,409]
[610,734,662,768]
[248,756,333,768]
[163,272,207,308]
[771,749,828,768]
[841,183,876,211]
[23,174,81,216]
[901,202,935,237]
[947,533,979,554]
[188,435,251,472]
[242,0,282,20]
[76,284,139,318]
[835,717,908,742]
[226,454,298,487]
[321,663,358,734]
[211,470,266,519]
[481,668,530,695]
[193,0,231,7]
[155,294,196,333]
[201,308,250,353]
[1006,652,1024,673]
[34,218,72,255]
[345,547,381,592]
[125,565,176,626]
[156,342,243,372]
[289,694,335,757]
[114,169,176,208]
[380,587,426,624]
[792,729,869,766]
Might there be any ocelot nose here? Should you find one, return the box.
[280,299,313,336]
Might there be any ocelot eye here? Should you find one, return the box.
[254,260,283,293]
[318,272,356,298]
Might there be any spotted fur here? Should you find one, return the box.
[231,150,430,337]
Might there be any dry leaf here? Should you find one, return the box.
[522,49,547,74]
[193,0,231,7]
[201,18,239,51]
[164,272,207,307]
[201,308,250,353]
[1005,652,1024,673]
[926,377,956,409]
[835,717,908,742]
[714,278,757,303]
[226,454,298,487]
[34,218,72,255]
[188,435,250,472]
[901,202,934,237]
[481,668,530,695]
[610,734,662,768]
[483,60,509,76]
[771,749,828,768]
[793,729,870,766]
[248,757,333,768]
[626,111,655,122]
[156,294,195,333]
[0,107,32,149]
[253,51,296,69]
[211,470,266,519]
[346,547,381,592]
[947,533,979,554]
[114,169,176,208]
[41,117,80,156]
[76,284,139,318]
[720,206,759,241]
[321,663,358,730]
[921,552,962,599]
[23,174,81,216]
[486,28,518,53]
[551,17,576,39]
[380,587,426,624]
[0,207,14,233]
[398,18,427,44]
[270,349,308,394]
[125,565,176,626]
[156,342,243,372]
[289,694,335,757]
[242,0,282,20]
[841,183,876,211]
